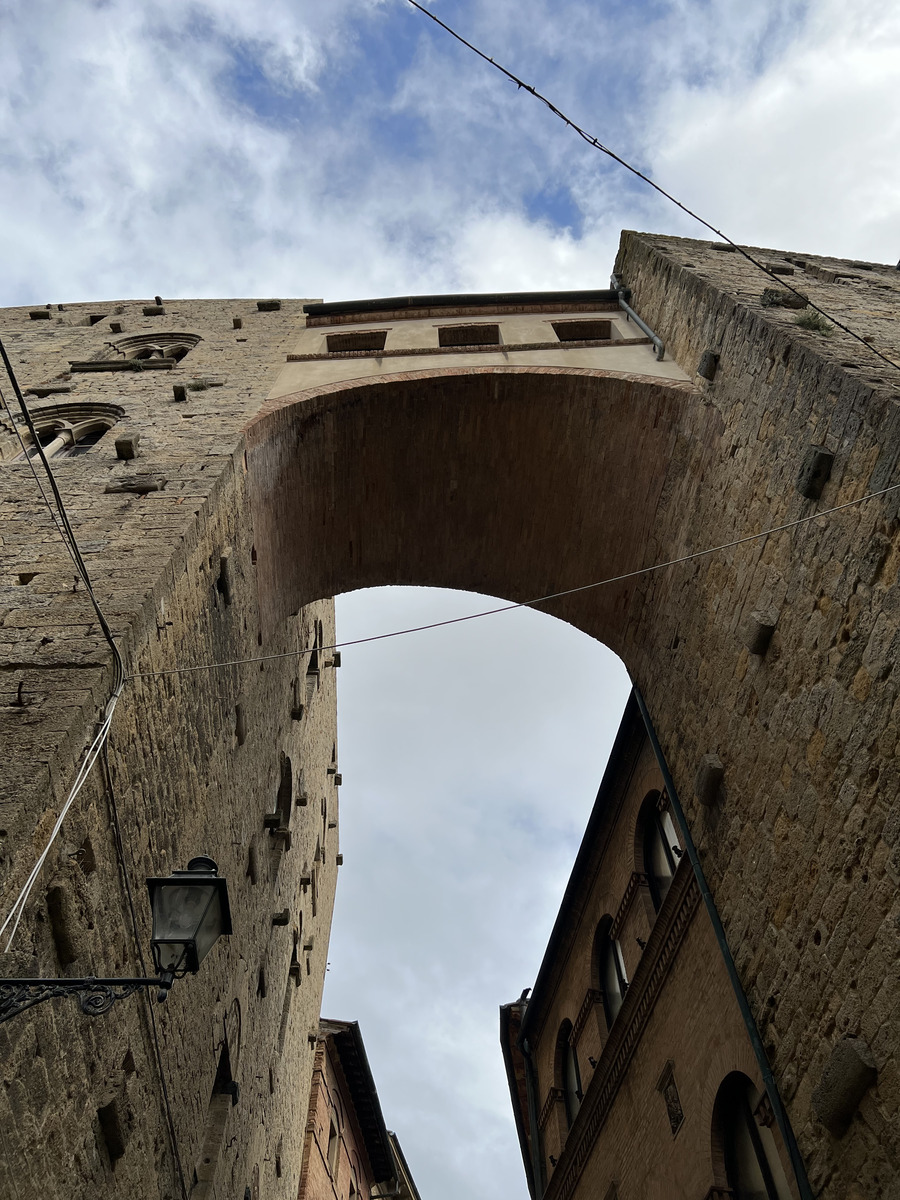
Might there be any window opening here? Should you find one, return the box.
[326,330,388,353]
[596,922,628,1029]
[717,1073,793,1200]
[438,323,500,347]
[191,1043,235,1199]
[276,755,292,826]
[643,790,682,911]
[556,1021,582,1128]
[327,1118,339,1175]
[551,318,613,342]
[13,413,119,461]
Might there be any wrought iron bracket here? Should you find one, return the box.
[0,975,169,1023]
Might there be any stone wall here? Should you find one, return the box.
[2,235,899,1199]
[612,233,900,1196]
[0,297,340,1199]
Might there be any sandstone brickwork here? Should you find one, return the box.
[0,297,340,1199]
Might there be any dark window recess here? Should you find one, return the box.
[67,426,108,457]
[326,330,387,353]
[438,324,500,347]
[97,1101,127,1163]
[551,319,612,342]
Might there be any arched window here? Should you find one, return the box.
[555,1020,582,1127]
[12,408,121,461]
[594,919,628,1029]
[640,790,682,911]
[713,1073,793,1200]
[108,332,201,362]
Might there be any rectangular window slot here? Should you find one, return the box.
[326,330,388,353]
[551,319,613,342]
[438,324,500,347]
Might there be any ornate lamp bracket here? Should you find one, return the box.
[0,976,167,1024]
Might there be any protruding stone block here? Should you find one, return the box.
[257,299,282,312]
[812,1038,877,1137]
[271,909,290,926]
[743,609,778,655]
[115,432,140,461]
[797,445,834,500]
[143,304,165,316]
[697,350,719,380]
[29,310,51,320]
[760,287,808,309]
[109,321,123,334]
[104,476,166,494]
[695,754,724,806]
[154,295,163,306]
[172,384,186,403]
[233,317,243,329]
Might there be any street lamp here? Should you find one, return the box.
[0,856,232,1023]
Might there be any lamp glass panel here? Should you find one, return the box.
[194,889,225,966]
[151,880,219,971]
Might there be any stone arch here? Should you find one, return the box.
[245,366,705,676]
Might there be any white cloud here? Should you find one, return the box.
[324,587,630,1199]
[3,4,900,1196]
[649,0,900,259]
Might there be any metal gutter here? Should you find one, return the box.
[610,272,665,360]
[303,288,619,318]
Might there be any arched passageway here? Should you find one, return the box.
[245,365,708,674]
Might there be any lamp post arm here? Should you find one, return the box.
[0,975,172,1023]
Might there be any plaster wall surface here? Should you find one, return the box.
[270,307,688,395]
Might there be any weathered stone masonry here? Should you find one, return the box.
[1,297,340,1200]
[1,234,900,1199]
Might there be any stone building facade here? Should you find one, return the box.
[501,691,799,1200]
[0,232,899,1198]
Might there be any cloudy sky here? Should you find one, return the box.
[2,0,899,1196]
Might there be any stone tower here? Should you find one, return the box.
[1,232,899,1198]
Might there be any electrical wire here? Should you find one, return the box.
[0,337,125,689]
[0,691,120,950]
[101,746,189,1200]
[406,0,900,374]
[0,339,126,950]
[0,385,79,560]
[126,478,900,682]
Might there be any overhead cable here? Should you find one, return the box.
[406,0,900,373]
[0,337,125,689]
[127,478,900,682]
[0,338,126,950]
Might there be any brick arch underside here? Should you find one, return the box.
[245,366,710,673]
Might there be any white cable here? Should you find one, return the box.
[1,687,122,951]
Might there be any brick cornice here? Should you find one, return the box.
[572,988,603,1044]
[544,859,699,1200]
[539,1087,565,1131]
[610,871,651,940]
[286,336,650,362]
